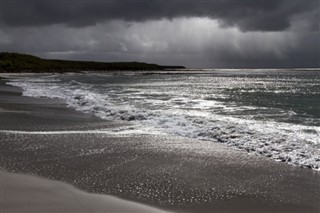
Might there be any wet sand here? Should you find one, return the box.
[1,78,320,213]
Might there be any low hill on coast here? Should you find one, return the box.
[0,52,185,72]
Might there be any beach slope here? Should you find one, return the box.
[1,78,320,213]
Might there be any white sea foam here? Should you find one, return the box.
[6,74,320,171]
[0,127,164,135]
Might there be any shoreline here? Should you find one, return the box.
[1,78,320,212]
[3,72,319,171]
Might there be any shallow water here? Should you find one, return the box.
[7,69,320,170]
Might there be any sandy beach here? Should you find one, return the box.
[1,78,320,213]
[1,170,166,213]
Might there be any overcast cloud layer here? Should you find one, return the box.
[1,0,319,68]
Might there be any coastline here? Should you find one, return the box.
[1,77,320,213]
[0,52,186,73]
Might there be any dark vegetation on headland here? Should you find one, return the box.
[0,52,185,73]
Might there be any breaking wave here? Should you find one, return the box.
[7,72,320,171]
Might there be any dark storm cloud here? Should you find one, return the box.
[2,0,319,31]
[1,1,319,68]
[2,18,319,68]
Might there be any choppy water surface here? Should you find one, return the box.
[8,69,320,170]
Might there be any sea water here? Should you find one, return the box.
[7,69,320,170]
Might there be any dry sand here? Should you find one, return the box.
[0,170,166,213]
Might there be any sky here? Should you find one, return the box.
[1,0,319,68]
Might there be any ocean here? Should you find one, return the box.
[7,69,320,170]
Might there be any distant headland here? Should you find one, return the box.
[0,52,185,73]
